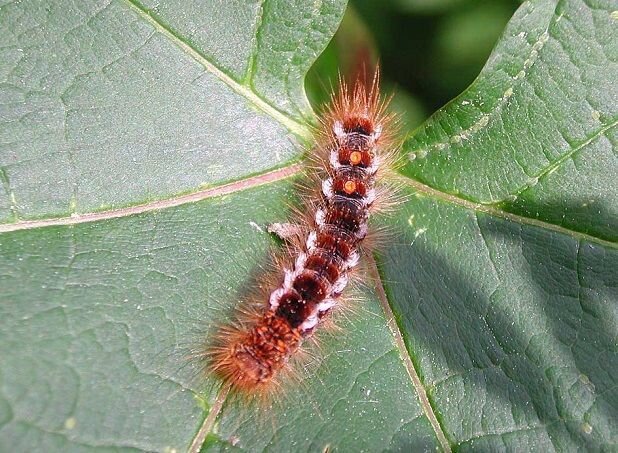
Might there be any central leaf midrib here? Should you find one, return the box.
[1,162,615,250]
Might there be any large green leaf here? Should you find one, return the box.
[0,0,339,222]
[0,1,616,452]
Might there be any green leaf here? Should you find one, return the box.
[0,1,616,452]
[404,0,618,242]
[0,0,340,222]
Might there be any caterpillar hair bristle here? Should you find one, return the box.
[205,68,401,399]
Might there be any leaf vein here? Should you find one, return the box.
[497,118,618,202]
[401,176,618,249]
[369,258,453,452]
[0,164,302,234]
[243,0,267,85]
[406,13,554,155]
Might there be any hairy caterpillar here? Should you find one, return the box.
[207,71,399,396]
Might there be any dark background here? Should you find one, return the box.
[307,0,521,130]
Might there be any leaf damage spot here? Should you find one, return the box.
[581,422,593,434]
[526,176,540,187]
[579,373,595,391]
[249,221,264,233]
[518,31,549,78]
[408,147,429,161]
[64,417,77,430]
[502,87,514,101]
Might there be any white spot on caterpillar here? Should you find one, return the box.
[369,124,382,143]
[306,231,317,251]
[581,422,593,434]
[365,189,376,206]
[322,178,334,199]
[317,299,336,312]
[345,251,360,269]
[283,269,294,288]
[295,252,307,270]
[333,121,345,141]
[269,288,285,309]
[366,156,380,175]
[356,222,368,239]
[315,208,326,226]
[332,274,349,294]
[300,314,319,331]
[329,150,341,169]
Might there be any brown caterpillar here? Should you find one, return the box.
[208,70,398,396]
